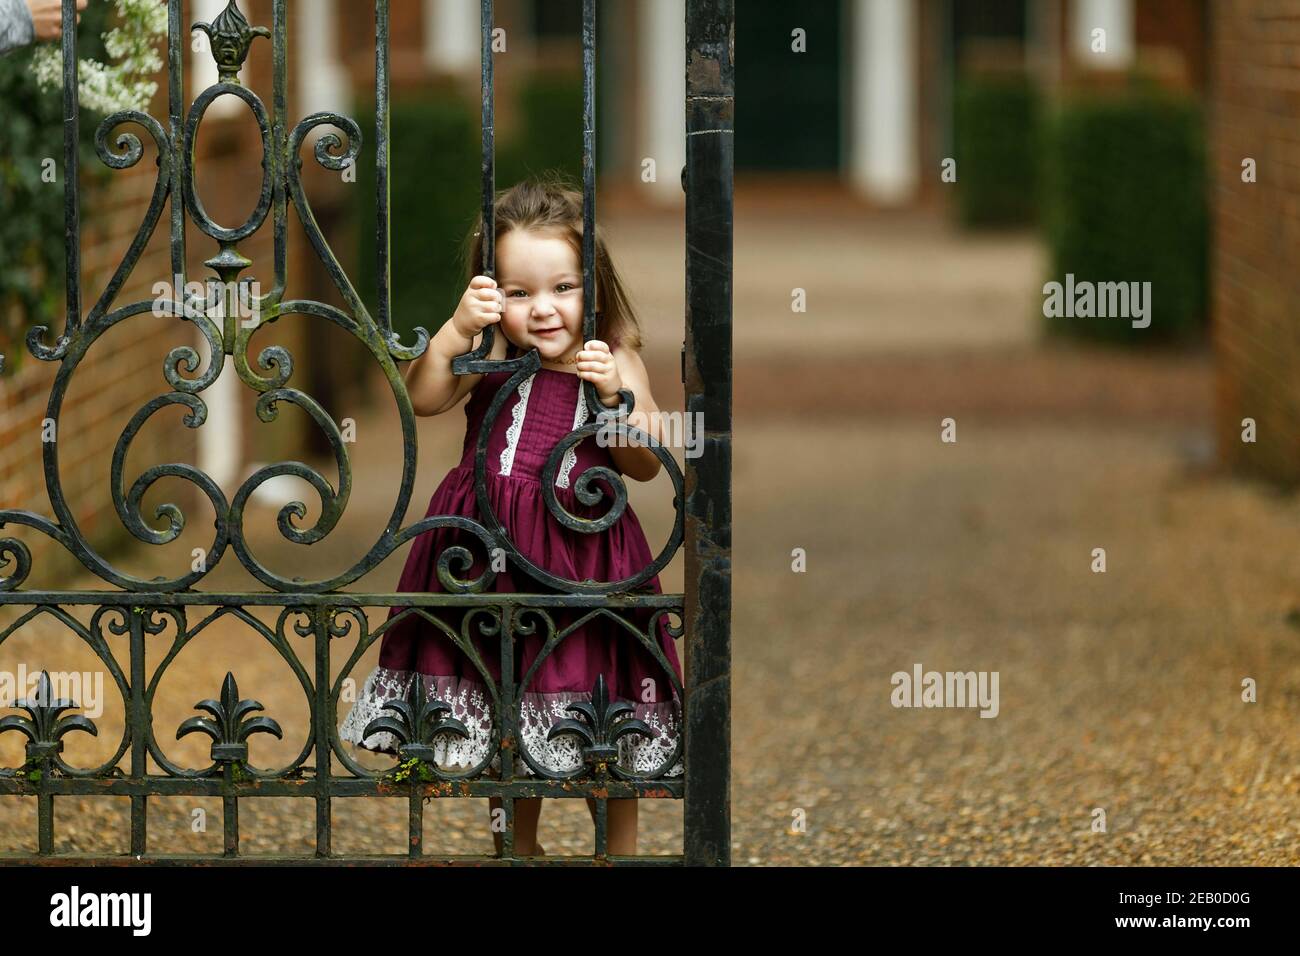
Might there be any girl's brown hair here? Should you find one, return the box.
[461,171,644,353]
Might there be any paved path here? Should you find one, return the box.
[730,419,1297,864]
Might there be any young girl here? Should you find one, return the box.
[339,176,684,857]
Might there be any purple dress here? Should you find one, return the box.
[339,344,684,777]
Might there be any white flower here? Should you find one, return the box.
[32,0,169,115]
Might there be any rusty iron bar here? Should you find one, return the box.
[683,0,734,868]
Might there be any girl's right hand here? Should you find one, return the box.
[451,275,504,340]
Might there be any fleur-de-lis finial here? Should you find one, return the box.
[192,0,270,83]
[177,672,282,765]
[0,670,97,764]
[363,675,470,766]
[547,674,652,776]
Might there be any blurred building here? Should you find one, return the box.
[1,0,1228,587]
[356,1,1202,211]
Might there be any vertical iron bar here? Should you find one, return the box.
[222,764,237,858]
[129,606,147,855]
[501,795,516,861]
[580,0,596,415]
[271,0,287,300]
[61,0,81,339]
[222,765,238,855]
[499,603,515,859]
[376,0,391,334]
[594,796,608,859]
[37,790,53,854]
[455,0,497,362]
[683,0,734,868]
[315,606,333,856]
[408,789,423,858]
[168,0,186,291]
[480,0,495,280]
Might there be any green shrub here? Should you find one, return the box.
[353,93,481,348]
[953,76,1041,228]
[1041,91,1207,345]
[352,73,586,350]
[496,71,584,187]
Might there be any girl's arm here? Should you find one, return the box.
[598,347,667,482]
[407,322,508,416]
[406,277,504,416]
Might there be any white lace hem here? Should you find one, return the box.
[498,373,536,477]
[339,665,684,777]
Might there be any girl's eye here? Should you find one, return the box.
[508,290,527,297]
[556,283,574,292]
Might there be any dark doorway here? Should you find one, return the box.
[735,0,841,170]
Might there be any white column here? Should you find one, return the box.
[1071,0,1134,69]
[638,0,686,204]
[192,0,241,489]
[849,0,918,205]
[298,0,347,118]
[424,0,479,74]
[198,344,244,494]
[192,0,241,118]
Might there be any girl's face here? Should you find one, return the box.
[496,228,586,365]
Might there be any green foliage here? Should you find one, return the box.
[353,93,481,347]
[496,71,583,187]
[0,5,114,376]
[20,754,43,783]
[390,756,418,783]
[1041,90,1207,345]
[352,71,584,349]
[952,76,1041,228]
[389,755,435,784]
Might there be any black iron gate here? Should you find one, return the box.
[0,0,732,865]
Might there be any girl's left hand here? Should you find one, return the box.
[574,340,624,407]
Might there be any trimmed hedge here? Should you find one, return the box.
[1041,91,1207,344]
[496,72,584,187]
[353,72,585,348]
[353,94,481,348]
[953,76,1041,227]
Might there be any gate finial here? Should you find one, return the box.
[192,0,270,84]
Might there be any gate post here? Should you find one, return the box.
[683,0,734,867]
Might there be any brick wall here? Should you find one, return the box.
[0,0,324,590]
[1211,1,1300,484]
[1134,0,1208,92]
[1052,0,1207,92]
[1,156,190,588]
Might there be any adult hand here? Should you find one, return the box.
[26,0,87,41]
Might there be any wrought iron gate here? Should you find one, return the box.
[0,0,732,865]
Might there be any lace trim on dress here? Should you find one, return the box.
[555,384,589,489]
[498,373,536,477]
[339,664,684,777]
